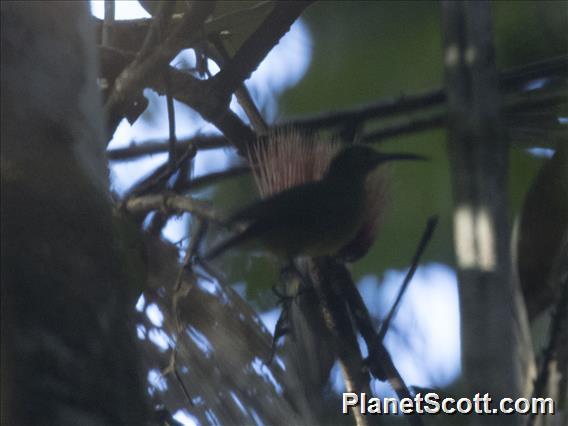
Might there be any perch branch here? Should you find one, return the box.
[307,257,371,426]
[123,192,225,224]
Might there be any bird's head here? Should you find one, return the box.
[324,145,425,181]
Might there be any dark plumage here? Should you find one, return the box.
[205,146,423,260]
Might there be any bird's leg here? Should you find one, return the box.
[282,257,312,297]
[272,258,307,302]
[266,258,309,365]
[265,298,291,366]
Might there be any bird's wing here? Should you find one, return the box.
[228,197,273,223]
[229,181,325,224]
[205,182,335,259]
[204,183,328,259]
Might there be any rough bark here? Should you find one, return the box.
[1,2,148,424]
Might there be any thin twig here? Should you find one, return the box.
[378,216,438,341]
[147,154,191,236]
[361,114,446,145]
[102,0,115,46]
[505,92,567,114]
[92,2,278,54]
[126,143,196,199]
[107,135,229,160]
[163,247,198,409]
[154,4,179,171]
[187,218,208,260]
[173,368,194,408]
[499,55,568,91]
[165,72,178,169]
[285,89,445,131]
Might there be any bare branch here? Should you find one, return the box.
[101,2,312,153]
[123,192,225,224]
[210,35,269,134]
[137,1,175,60]
[285,88,445,131]
[307,257,371,426]
[331,261,424,426]
[165,77,177,169]
[378,216,438,341]
[278,55,567,131]
[361,114,446,145]
[151,66,256,153]
[210,2,313,101]
[104,2,215,141]
[107,82,565,162]
[126,143,196,199]
[107,135,228,161]
[102,0,115,46]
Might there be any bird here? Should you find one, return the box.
[204,145,424,261]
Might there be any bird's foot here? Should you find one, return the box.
[265,300,292,366]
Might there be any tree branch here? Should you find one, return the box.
[107,135,228,161]
[101,37,565,160]
[107,81,565,162]
[331,262,424,426]
[307,257,371,426]
[210,1,313,101]
[104,2,215,142]
[210,35,269,134]
[102,0,115,46]
[285,88,446,131]
[360,114,446,145]
[278,55,566,131]
[377,217,438,341]
[123,192,225,224]
[125,142,196,199]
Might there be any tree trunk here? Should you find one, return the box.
[441,2,534,425]
[1,2,148,424]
